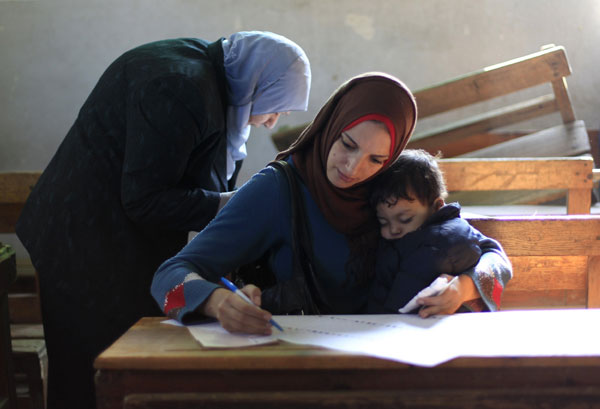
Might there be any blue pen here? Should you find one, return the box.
[220,277,284,332]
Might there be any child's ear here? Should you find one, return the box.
[433,197,445,211]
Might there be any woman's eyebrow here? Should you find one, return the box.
[372,153,389,159]
[342,131,389,158]
[341,132,357,146]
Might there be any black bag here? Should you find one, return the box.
[232,160,331,315]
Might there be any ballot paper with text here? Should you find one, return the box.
[168,309,600,367]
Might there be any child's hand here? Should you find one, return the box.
[417,274,476,318]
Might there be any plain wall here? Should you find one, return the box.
[2,0,600,259]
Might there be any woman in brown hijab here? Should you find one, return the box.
[151,73,512,334]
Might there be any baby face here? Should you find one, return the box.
[376,196,435,240]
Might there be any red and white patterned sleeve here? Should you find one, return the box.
[463,241,513,312]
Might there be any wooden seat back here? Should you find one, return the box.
[440,157,594,214]
[0,171,42,323]
[0,172,47,409]
[468,215,600,310]
[0,172,41,234]
[408,45,590,159]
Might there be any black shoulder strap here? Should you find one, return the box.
[269,160,332,314]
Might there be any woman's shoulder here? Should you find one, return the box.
[228,161,292,206]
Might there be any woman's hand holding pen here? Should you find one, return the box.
[201,285,274,335]
[417,274,479,318]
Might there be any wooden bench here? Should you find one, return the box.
[0,171,46,409]
[408,45,589,157]
[0,245,18,409]
[407,44,593,207]
[468,215,600,310]
[122,388,600,409]
[440,157,595,214]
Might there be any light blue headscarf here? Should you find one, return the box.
[222,31,311,179]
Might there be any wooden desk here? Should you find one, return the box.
[0,246,17,409]
[95,316,600,409]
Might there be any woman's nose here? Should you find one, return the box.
[344,154,361,175]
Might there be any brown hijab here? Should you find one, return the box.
[277,72,417,237]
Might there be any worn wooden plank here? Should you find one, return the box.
[7,294,41,325]
[458,120,590,158]
[411,94,558,144]
[0,205,23,234]
[501,255,588,309]
[414,46,571,118]
[567,188,592,214]
[552,77,576,123]
[9,324,43,340]
[467,216,600,257]
[0,173,40,205]
[0,249,17,409]
[448,189,568,207]
[123,388,600,409]
[588,256,600,308]
[406,131,523,157]
[502,290,587,310]
[508,256,587,291]
[441,157,593,191]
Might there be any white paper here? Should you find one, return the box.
[398,276,455,313]
[187,322,278,348]
[162,319,277,348]
[177,310,600,367]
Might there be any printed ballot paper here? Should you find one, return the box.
[165,309,600,367]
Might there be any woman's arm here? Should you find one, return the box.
[151,166,286,333]
[417,237,513,317]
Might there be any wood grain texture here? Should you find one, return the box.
[441,157,593,191]
[411,94,558,144]
[414,46,571,118]
[0,173,41,205]
[552,77,576,123]
[95,317,600,409]
[468,215,600,309]
[588,256,600,308]
[458,121,589,158]
[123,388,600,409]
[468,216,600,256]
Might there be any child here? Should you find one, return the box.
[367,149,488,314]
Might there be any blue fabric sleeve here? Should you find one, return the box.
[151,166,284,321]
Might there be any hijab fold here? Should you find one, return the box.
[222,31,311,179]
[277,72,417,237]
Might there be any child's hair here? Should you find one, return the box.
[370,149,448,207]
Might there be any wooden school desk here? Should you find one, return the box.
[94,315,600,409]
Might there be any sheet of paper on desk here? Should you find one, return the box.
[162,319,277,348]
[274,310,600,366]
[173,309,600,367]
[274,314,456,367]
[187,322,278,348]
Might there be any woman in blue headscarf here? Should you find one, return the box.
[15,31,311,409]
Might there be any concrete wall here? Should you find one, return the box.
[1,0,600,255]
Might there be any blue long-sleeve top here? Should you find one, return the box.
[151,160,513,322]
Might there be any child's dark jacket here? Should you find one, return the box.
[368,203,485,313]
